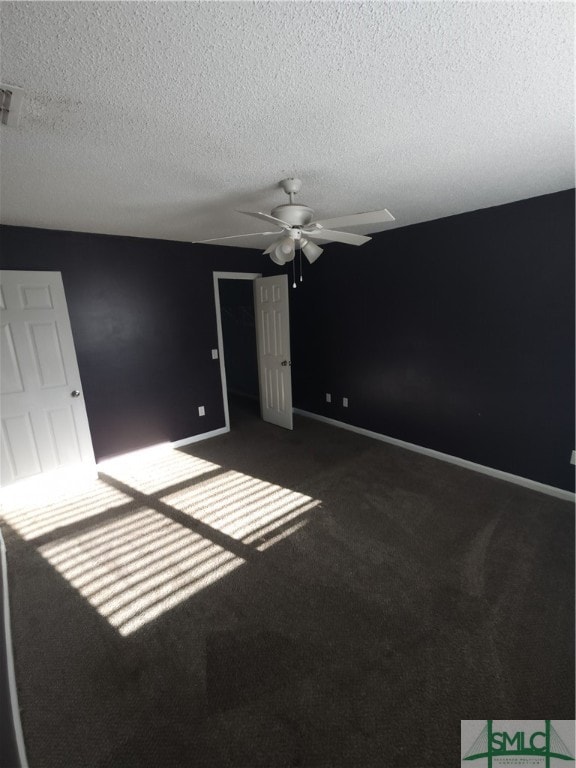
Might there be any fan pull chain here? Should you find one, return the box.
[292,258,297,289]
[299,246,303,282]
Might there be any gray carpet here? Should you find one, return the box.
[1,396,574,768]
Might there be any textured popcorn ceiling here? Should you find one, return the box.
[0,1,573,248]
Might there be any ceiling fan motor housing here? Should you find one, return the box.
[271,204,314,227]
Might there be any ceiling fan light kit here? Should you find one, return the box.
[301,239,323,264]
[278,235,296,257]
[195,178,395,285]
[270,251,285,267]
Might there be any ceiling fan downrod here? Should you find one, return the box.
[279,177,302,205]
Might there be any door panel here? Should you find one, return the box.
[28,321,69,388]
[1,414,42,479]
[254,275,293,430]
[0,270,96,487]
[0,324,24,394]
[47,406,81,464]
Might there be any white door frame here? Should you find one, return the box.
[213,271,261,431]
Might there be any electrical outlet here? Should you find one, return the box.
[342,397,348,407]
[198,406,205,416]
[571,450,576,465]
[326,393,331,403]
[211,349,218,360]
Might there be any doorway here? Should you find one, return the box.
[213,272,260,431]
[218,276,260,427]
[213,271,293,432]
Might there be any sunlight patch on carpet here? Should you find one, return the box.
[39,508,244,636]
[0,481,133,540]
[1,446,320,636]
[163,471,318,548]
[98,447,221,494]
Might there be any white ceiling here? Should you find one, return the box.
[0,1,574,249]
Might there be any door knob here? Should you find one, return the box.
[71,390,81,398]
[280,360,291,367]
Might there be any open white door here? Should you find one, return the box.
[253,274,293,430]
[0,270,96,487]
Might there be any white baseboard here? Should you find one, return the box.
[294,409,575,502]
[98,427,230,469]
[171,427,229,448]
[1,530,29,768]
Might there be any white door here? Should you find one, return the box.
[253,274,293,430]
[0,270,96,487]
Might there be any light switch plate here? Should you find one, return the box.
[198,406,205,416]
[211,349,218,359]
[343,397,348,407]
[571,450,576,465]
[326,393,331,403]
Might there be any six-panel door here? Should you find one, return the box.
[253,274,293,430]
[0,270,95,486]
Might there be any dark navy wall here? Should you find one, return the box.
[288,189,575,492]
[2,188,574,490]
[0,226,265,461]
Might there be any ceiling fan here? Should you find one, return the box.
[194,178,395,266]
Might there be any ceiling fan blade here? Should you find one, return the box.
[310,208,395,230]
[194,231,279,244]
[237,211,291,229]
[305,229,371,246]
